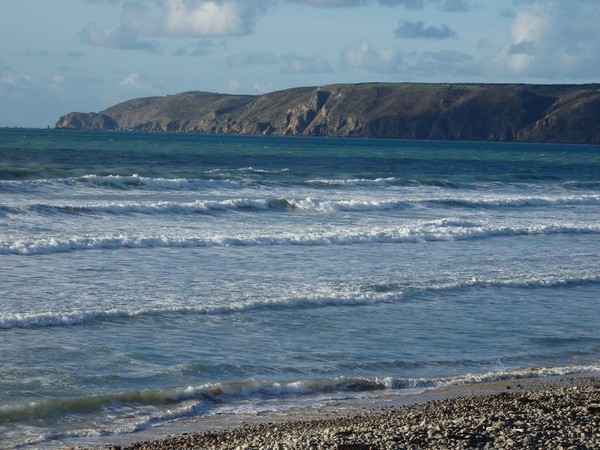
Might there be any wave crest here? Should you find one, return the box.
[5,193,600,218]
[4,270,599,330]
[3,220,600,256]
[3,365,598,426]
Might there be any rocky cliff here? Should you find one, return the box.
[55,83,600,144]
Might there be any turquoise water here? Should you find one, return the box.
[1,129,600,448]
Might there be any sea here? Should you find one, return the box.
[1,128,600,448]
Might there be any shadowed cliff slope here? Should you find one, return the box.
[56,83,600,143]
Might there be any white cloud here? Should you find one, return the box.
[341,40,403,73]
[80,0,477,54]
[80,0,270,52]
[119,73,155,90]
[395,20,457,39]
[80,22,161,52]
[510,2,552,44]
[1,73,34,87]
[162,1,246,36]
[490,0,600,79]
[124,0,269,38]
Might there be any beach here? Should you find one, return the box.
[69,375,600,449]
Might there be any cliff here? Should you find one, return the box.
[55,83,600,144]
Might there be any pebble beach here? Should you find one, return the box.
[70,376,600,450]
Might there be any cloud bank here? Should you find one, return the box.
[80,0,477,52]
[123,0,270,37]
[491,0,600,79]
[80,0,270,52]
[79,22,161,52]
[77,0,600,82]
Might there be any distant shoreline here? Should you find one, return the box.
[4,126,600,148]
[54,82,600,145]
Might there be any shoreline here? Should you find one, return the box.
[66,373,600,449]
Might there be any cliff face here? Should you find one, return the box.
[56,83,600,144]
[55,112,118,130]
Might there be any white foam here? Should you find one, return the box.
[7,191,600,220]
[426,365,600,387]
[0,289,397,329]
[287,197,406,212]
[79,174,242,190]
[3,268,599,330]
[91,365,600,413]
[307,177,397,187]
[0,174,243,192]
[3,220,600,255]
[430,193,600,208]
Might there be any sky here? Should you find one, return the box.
[1,0,599,128]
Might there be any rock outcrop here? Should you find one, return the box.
[55,112,118,130]
[56,83,600,144]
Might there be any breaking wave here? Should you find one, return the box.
[4,193,600,218]
[3,220,600,255]
[0,174,245,193]
[2,364,598,435]
[3,270,599,330]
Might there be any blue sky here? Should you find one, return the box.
[1,0,599,127]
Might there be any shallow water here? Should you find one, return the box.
[1,129,599,448]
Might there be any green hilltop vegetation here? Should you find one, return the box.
[56,82,600,144]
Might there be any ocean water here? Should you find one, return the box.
[1,128,600,448]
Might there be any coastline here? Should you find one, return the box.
[66,373,600,450]
[54,83,600,145]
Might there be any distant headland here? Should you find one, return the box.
[56,82,600,144]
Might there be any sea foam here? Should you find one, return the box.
[3,270,599,330]
[5,193,600,219]
[3,220,600,255]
